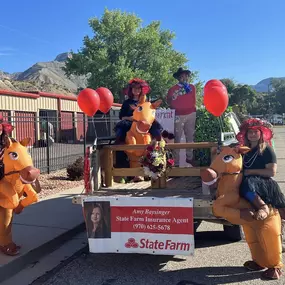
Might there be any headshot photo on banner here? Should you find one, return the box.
[84,201,112,239]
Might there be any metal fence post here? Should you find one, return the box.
[83,114,86,156]
[46,117,50,174]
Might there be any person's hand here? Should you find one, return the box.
[240,209,255,221]
[14,204,24,214]
[243,169,251,176]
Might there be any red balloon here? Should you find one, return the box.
[204,86,229,117]
[77,88,100,117]
[95,87,114,114]
[204,79,226,94]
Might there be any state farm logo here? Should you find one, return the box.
[125,238,139,248]
[124,238,191,251]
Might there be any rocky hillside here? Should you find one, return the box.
[251,77,285,93]
[0,52,87,95]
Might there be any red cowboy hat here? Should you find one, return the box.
[123,78,151,96]
[236,118,273,145]
[0,115,14,134]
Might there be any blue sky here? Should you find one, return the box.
[0,0,284,85]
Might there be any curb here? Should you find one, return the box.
[31,244,89,285]
[0,222,86,283]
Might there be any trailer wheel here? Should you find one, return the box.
[223,225,243,242]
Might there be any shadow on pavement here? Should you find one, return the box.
[194,231,243,249]
[77,253,262,285]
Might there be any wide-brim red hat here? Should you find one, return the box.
[236,118,273,145]
[123,78,151,96]
[0,115,14,134]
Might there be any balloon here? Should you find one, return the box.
[77,88,100,117]
[204,79,226,94]
[96,87,114,114]
[204,86,229,117]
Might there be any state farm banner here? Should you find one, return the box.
[82,197,194,256]
[155,109,175,134]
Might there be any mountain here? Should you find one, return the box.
[0,52,87,95]
[251,77,285,93]
[1,54,285,95]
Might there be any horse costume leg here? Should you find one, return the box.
[255,210,282,269]
[0,207,13,246]
[0,207,20,255]
[243,210,282,269]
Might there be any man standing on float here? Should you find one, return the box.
[167,67,197,166]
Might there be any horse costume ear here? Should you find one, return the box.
[151,99,162,109]
[4,137,12,149]
[234,146,251,154]
[20,138,31,147]
[139,94,146,104]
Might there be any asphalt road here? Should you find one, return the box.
[37,127,285,285]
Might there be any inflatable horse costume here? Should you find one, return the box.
[201,145,283,280]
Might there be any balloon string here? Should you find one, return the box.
[103,114,109,135]
[217,116,223,143]
[218,115,225,133]
[92,116,98,140]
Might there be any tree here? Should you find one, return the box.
[271,79,285,114]
[219,78,258,114]
[220,78,236,96]
[64,9,201,104]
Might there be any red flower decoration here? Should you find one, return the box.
[147,145,154,152]
[167,159,174,166]
[2,123,14,134]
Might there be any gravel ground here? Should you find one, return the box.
[37,127,285,285]
[37,169,84,200]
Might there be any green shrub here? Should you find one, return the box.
[193,107,232,166]
[67,157,84,181]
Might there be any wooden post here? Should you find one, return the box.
[104,148,113,187]
[210,147,217,162]
[151,173,167,189]
[159,173,167,188]
[151,178,160,189]
[92,149,101,191]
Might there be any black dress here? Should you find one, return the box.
[240,145,285,208]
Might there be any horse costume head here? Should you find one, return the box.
[201,145,250,185]
[130,95,162,134]
[3,137,40,184]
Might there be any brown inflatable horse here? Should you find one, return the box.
[0,137,40,256]
[201,145,283,280]
[125,95,162,169]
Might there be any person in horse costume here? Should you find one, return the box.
[201,139,283,280]
[114,78,163,182]
[0,128,40,256]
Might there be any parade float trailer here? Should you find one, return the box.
[72,110,242,257]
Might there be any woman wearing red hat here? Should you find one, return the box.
[237,118,285,219]
[237,118,285,278]
[114,78,163,143]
